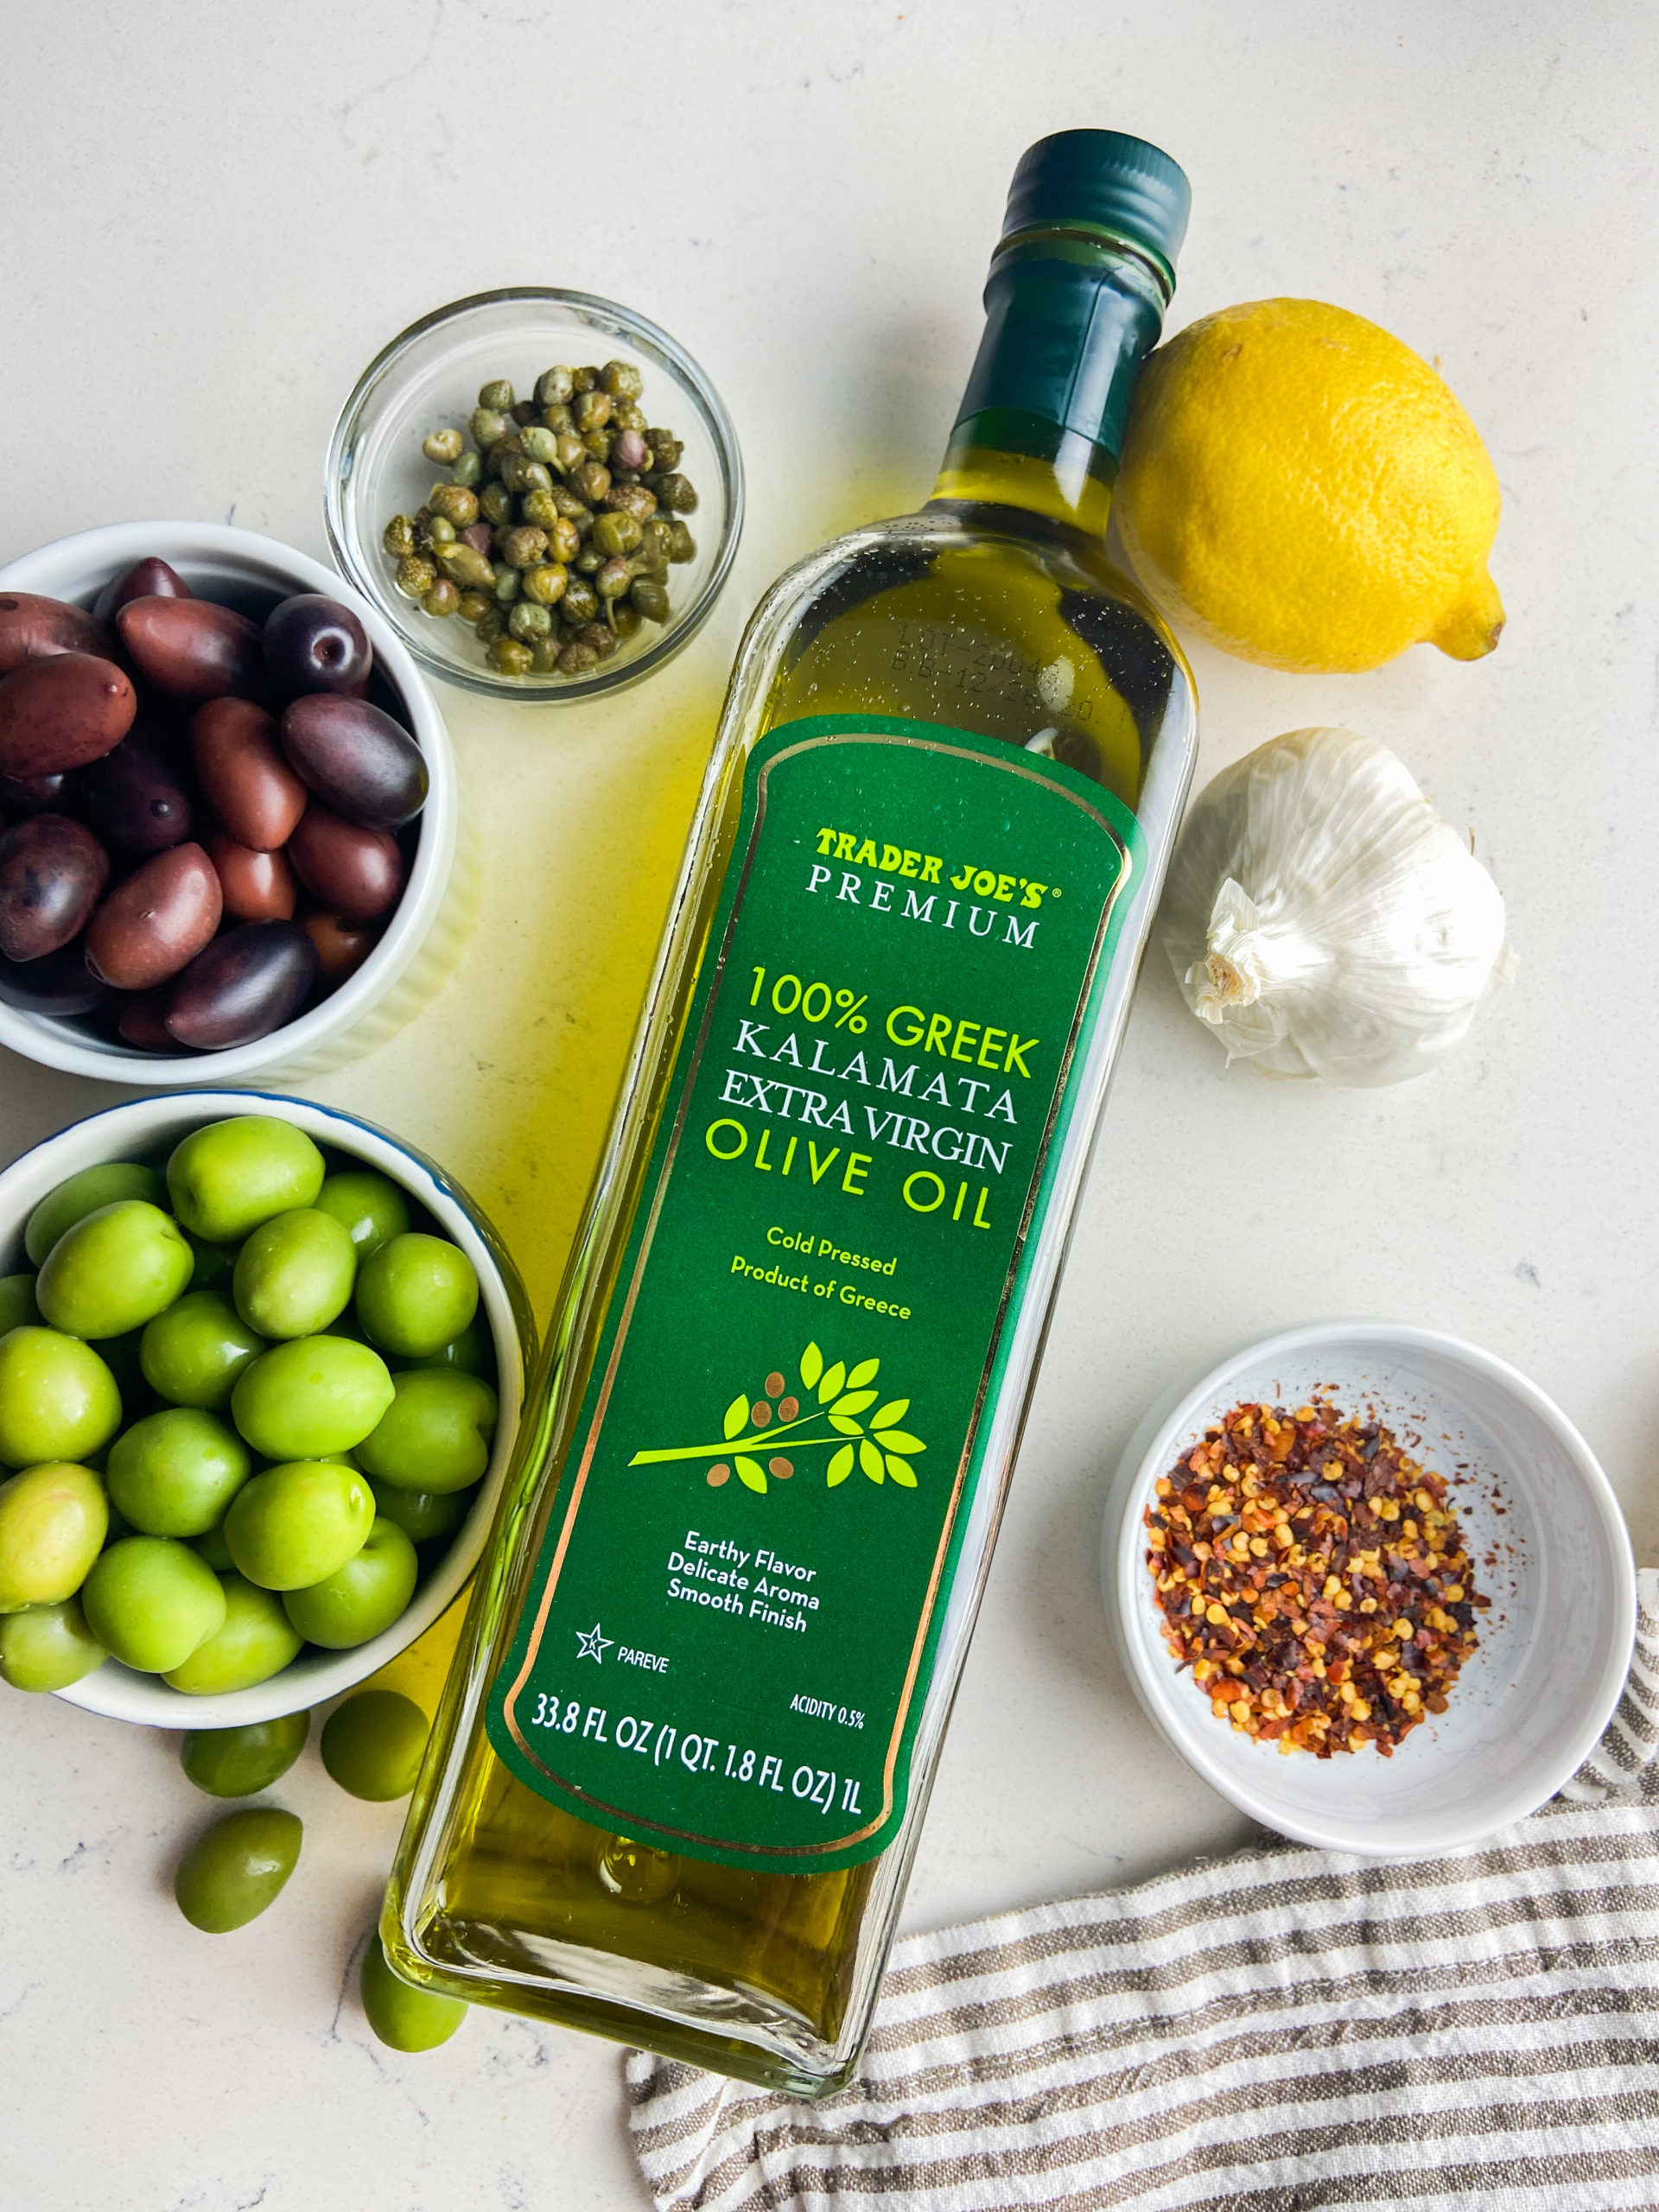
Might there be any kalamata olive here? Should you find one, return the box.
[0,815,111,963]
[207,832,296,923]
[165,922,320,1050]
[280,696,427,831]
[0,938,110,1015]
[116,988,177,1052]
[0,653,137,779]
[300,911,379,985]
[0,594,105,675]
[117,597,263,702]
[92,558,191,627]
[288,806,404,921]
[73,734,193,853]
[85,842,222,989]
[191,697,306,851]
[0,769,68,814]
[264,595,372,699]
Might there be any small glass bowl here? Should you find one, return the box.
[325,288,744,703]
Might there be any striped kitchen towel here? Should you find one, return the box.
[628,1568,1659,2212]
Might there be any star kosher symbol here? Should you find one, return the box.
[575,1622,613,1663]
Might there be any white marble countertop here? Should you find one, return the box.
[3,6,1656,2207]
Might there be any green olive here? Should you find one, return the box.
[407,1313,494,1379]
[232,1209,356,1341]
[25,1163,165,1268]
[355,1235,480,1361]
[175,1807,302,1933]
[35,1201,193,1341]
[164,1573,303,1693]
[81,1535,227,1672]
[140,1291,265,1412]
[0,1595,105,1691]
[223,1459,375,1591]
[168,1119,327,1245]
[312,1172,410,1263]
[321,1689,429,1801]
[0,1329,122,1471]
[107,1408,251,1537]
[192,1522,235,1573]
[182,1231,238,1294]
[181,1710,308,1797]
[0,1461,107,1609]
[355,1369,497,1494]
[422,428,463,464]
[361,1935,467,2050]
[0,1276,40,1334]
[367,1479,468,1545]
[282,1516,417,1649]
[230,1336,394,1460]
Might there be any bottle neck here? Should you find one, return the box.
[927,232,1169,536]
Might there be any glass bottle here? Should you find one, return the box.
[385,129,1198,2099]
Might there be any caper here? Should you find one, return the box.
[612,400,647,431]
[575,547,604,576]
[518,426,561,467]
[426,513,457,545]
[499,524,549,570]
[553,431,588,475]
[529,636,563,673]
[550,516,582,563]
[594,555,634,602]
[582,428,613,463]
[478,480,513,527]
[455,589,493,624]
[518,488,557,531]
[610,428,651,474]
[474,606,505,645]
[501,452,552,499]
[593,511,643,557]
[478,378,515,410]
[655,472,698,514]
[383,514,417,560]
[645,429,683,472]
[535,365,575,407]
[421,579,461,618]
[507,601,552,643]
[572,461,611,505]
[630,541,669,579]
[429,483,478,526]
[557,638,599,674]
[422,429,464,464]
[452,449,482,488]
[521,563,568,608]
[561,577,600,625]
[492,563,522,605]
[395,554,436,599]
[666,520,696,563]
[610,599,644,640]
[578,620,619,660]
[573,389,613,434]
[632,576,671,623]
[510,399,538,427]
[541,403,575,435]
[571,365,599,393]
[435,543,495,591]
[641,518,676,563]
[470,406,512,449]
[487,637,534,677]
[601,359,644,401]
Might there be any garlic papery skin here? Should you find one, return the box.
[1158,728,1511,1086]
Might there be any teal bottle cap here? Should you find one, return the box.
[1001,130,1191,293]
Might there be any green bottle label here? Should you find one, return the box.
[486,715,1143,1871]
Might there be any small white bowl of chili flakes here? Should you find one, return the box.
[1102,1321,1637,1857]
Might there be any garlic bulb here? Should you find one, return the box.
[1158,728,1511,1086]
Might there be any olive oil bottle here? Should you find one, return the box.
[385,130,1198,2097]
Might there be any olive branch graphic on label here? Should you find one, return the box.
[627,1341,926,1496]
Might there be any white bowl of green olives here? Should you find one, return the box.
[0,1091,533,1727]
[0,521,467,1084]
[325,288,743,700]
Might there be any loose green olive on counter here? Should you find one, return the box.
[36,1199,194,1341]
[81,1535,227,1673]
[0,1594,106,1691]
[181,1711,308,1797]
[312,1170,410,1263]
[106,1408,251,1538]
[361,1935,467,2051]
[356,1233,479,1361]
[24,1161,164,1267]
[0,1461,108,1610]
[321,1689,429,1802]
[139,1290,266,1412]
[232,1207,357,1340]
[230,1336,396,1459]
[223,1459,376,1591]
[175,1807,302,1933]
[167,1116,327,1244]
[282,1516,417,1649]
[0,1330,123,1469]
[356,1370,498,1494]
[164,1573,303,1694]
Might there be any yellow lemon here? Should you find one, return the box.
[1116,298,1504,673]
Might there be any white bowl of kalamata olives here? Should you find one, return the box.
[0,523,467,1084]
[0,1091,533,1727]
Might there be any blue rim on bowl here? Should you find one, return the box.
[0,1090,536,1727]
[325,286,745,703]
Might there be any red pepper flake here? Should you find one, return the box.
[1144,1399,1488,1758]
